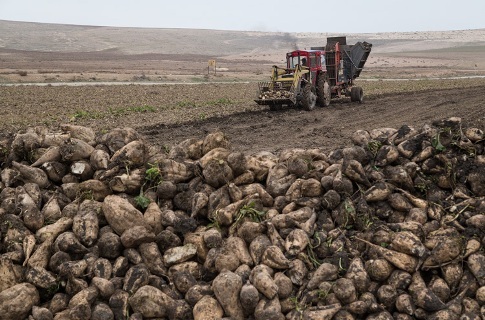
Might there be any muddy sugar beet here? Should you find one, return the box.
[0,117,484,320]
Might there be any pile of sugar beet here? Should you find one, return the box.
[0,117,484,320]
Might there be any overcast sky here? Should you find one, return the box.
[0,0,484,33]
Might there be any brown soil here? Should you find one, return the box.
[1,80,484,155]
[1,21,484,155]
[140,84,485,153]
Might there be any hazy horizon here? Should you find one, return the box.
[1,0,484,34]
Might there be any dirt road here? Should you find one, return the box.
[140,85,485,154]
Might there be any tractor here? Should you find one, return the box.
[255,36,372,110]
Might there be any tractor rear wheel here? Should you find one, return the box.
[316,76,331,107]
[301,85,317,111]
[350,86,364,103]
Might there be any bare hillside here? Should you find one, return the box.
[1,20,485,55]
[1,20,485,83]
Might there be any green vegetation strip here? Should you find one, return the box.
[72,105,156,120]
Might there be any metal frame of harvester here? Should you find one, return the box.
[255,36,372,111]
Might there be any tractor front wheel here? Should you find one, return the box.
[316,77,331,107]
[269,104,283,111]
[301,85,317,111]
[350,86,364,103]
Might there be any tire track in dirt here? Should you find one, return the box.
[140,86,484,154]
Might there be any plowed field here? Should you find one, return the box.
[1,79,484,154]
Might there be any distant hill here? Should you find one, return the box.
[1,20,485,57]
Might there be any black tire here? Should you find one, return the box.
[269,104,283,111]
[350,86,364,103]
[301,84,317,111]
[316,76,331,107]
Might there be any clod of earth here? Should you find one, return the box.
[0,117,484,320]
